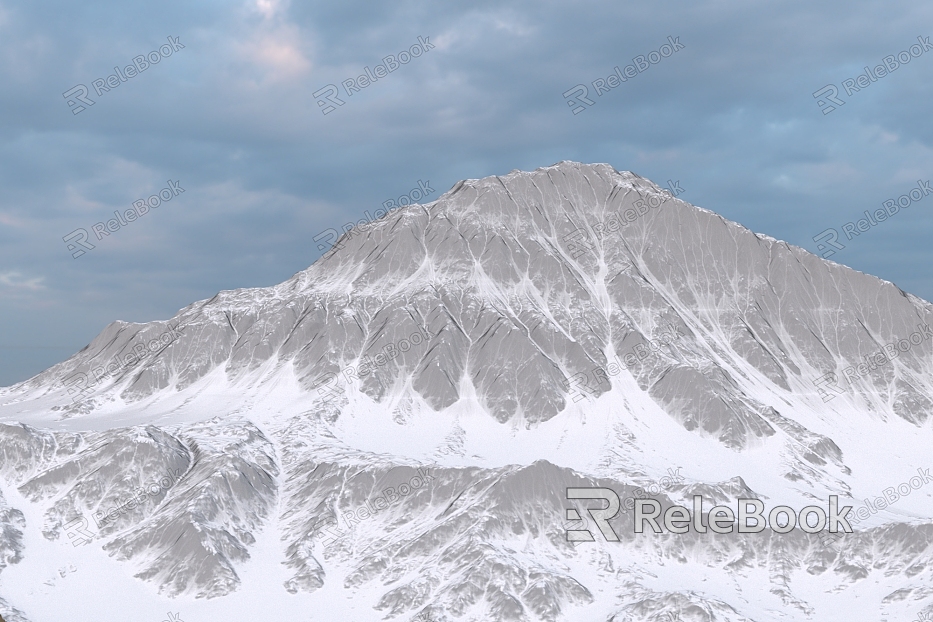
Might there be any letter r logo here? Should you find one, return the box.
[812,228,845,258]
[563,228,593,259]
[812,84,845,115]
[562,84,595,115]
[63,85,95,114]
[63,229,96,258]
[311,373,341,403]
[566,487,621,541]
[63,516,96,546]
[313,84,345,115]
[312,228,345,253]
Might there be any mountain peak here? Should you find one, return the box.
[2,163,933,621]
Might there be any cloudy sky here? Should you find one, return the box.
[2,0,933,386]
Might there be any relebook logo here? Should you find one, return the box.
[62,36,186,115]
[813,324,933,401]
[563,36,685,114]
[62,323,186,403]
[812,180,933,258]
[565,488,853,541]
[312,180,436,254]
[309,326,435,405]
[308,467,435,546]
[93,468,185,527]
[62,180,185,258]
[812,36,933,114]
[61,468,185,547]
[313,36,435,115]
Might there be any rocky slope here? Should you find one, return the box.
[0,162,931,622]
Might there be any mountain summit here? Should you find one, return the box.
[1,162,932,622]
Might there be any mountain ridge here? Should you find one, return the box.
[1,161,932,622]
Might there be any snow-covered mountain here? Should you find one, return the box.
[1,161,931,622]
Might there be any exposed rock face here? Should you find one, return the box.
[0,162,931,621]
